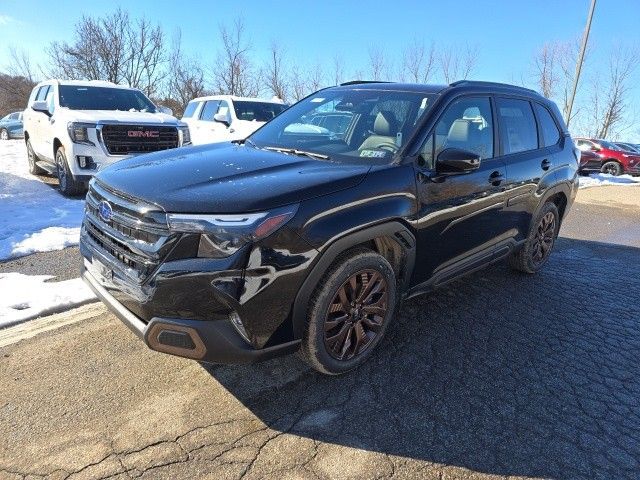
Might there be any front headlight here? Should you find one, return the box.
[167,204,299,258]
[67,122,95,145]
[178,124,191,145]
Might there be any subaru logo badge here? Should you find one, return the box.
[98,200,113,223]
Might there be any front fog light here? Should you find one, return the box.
[229,311,250,343]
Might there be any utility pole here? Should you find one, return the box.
[566,0,597,127]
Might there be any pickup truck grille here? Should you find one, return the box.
[100,124,179,155]
[82,181,175,283]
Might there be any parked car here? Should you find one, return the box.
[0,111,24,140]
[181,95,287,145]
[81,80,578,375]
[574,138,640,176]
[23,80,190,196]
[578,149,602,174]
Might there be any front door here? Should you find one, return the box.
[412,95,510,286]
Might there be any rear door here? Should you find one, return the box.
[412,95,510,286]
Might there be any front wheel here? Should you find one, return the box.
[601,161,622,176]
[55,147,84,196]
[300,248,397,375]
[0,129,8,140]
[509,202,559,274]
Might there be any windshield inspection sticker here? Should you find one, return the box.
[360,150,388,158]
[310,98,325,103]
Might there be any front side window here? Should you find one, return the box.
[496,98,538,155]
[58,86,156,112]
[233,101,287,122]
[199,100,219,121]
[250,89,438,163]
[534,103,561,147]
[182,101,200,119]
[419,96,494,169]
[35,85,50,102]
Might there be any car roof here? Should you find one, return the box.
[189,95,285,104]
[36,79,135,90]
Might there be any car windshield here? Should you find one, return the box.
[233,100,287,122]
[249,89,438,162]
[59,85,157,112]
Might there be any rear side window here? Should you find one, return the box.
[200,100,220,121]
[496,98,538,155]
[534,103,560,147]
[182,101,200,119]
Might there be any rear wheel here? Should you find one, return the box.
[509,202,559,274]
[55,146,84,196]
[26,139,45,175]
[0,129,8,140]
[601,160,622,176]
[300,248,397,375]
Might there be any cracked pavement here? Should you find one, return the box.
[1,186,639,480]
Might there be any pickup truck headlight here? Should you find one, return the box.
[67,122,96,146]
[178,124,191,145]
[167,204,299,258]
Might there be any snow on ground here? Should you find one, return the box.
[0,140,85,260]
[579,173,640,189]
[0,272,95,328]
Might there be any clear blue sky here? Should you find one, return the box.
[1,0,639,138]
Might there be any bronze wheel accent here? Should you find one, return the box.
[531,211,556,265]
[323,269,389,361]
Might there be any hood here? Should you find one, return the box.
[62,109,179,125]
[96,143,371,213]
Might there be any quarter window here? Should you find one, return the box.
[534,103,561,147]
[496,98,538,155]
[35,85,50,102]
[420,96,494,169]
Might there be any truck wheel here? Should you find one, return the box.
[55,146,84,196]
[509,202,559,274]
[300,248,397,375]
[601,161,622,176]
[0,129,8,140]
[26,139,45,175]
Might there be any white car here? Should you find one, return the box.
[181,95,287,145]
[23,80,190,196]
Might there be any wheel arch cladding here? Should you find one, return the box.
[290,221,416,339]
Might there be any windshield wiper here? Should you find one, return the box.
[263,146,330,160]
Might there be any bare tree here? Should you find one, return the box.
[400,39,436,83]
[332,55,345,86]
[368,47,387,81]
[288,65,307,101]
[213,18,259,97]
[533,42,558,99]
[588,47,638,139]
[287,62,326,101]
[264,42,288,101]
[166,30,206,116]
[6,46,36,82]
[439,44,478,83]
[46,9,165,95]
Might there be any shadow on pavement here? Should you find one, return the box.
[203,238,640,479]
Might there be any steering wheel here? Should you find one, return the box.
[374,141,399,153]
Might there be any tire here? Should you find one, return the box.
[508,202,559,274]
[299,248,398,375]
[601,160,622,176]
[26,139,45,175]
[55,146,84,196]
[0,129,8,140]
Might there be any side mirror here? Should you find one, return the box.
[436,148,481,174]
[157,105,173,116]
[590,145,601,152]
[214,112,230,126]
[31,100,51,117]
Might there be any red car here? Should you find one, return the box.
[574,138,640,176]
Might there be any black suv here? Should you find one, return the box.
[80,81,578,375]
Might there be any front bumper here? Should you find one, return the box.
[81,263,300,364]
[579,159,602,172]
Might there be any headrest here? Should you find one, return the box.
[447,119,471,143]
[374,111,397,136]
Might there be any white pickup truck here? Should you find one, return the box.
[181,95,287,145]
[23,80,190,196]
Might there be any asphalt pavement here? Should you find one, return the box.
[0,186,639,479]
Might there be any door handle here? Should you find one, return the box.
[541,159,551,171]
[488,171,505,185]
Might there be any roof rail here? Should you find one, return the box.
[450,80,539,95]
[340,80,393,86]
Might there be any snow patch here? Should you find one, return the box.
[579,173,640,189]
[0,273,95,328]
[0,140,86,260]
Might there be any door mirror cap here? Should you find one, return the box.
[213,112,230,126]
[31,100,51,116]
[436,148,481,174]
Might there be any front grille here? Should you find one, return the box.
[83,182,174,282]
[100,124,179,155]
